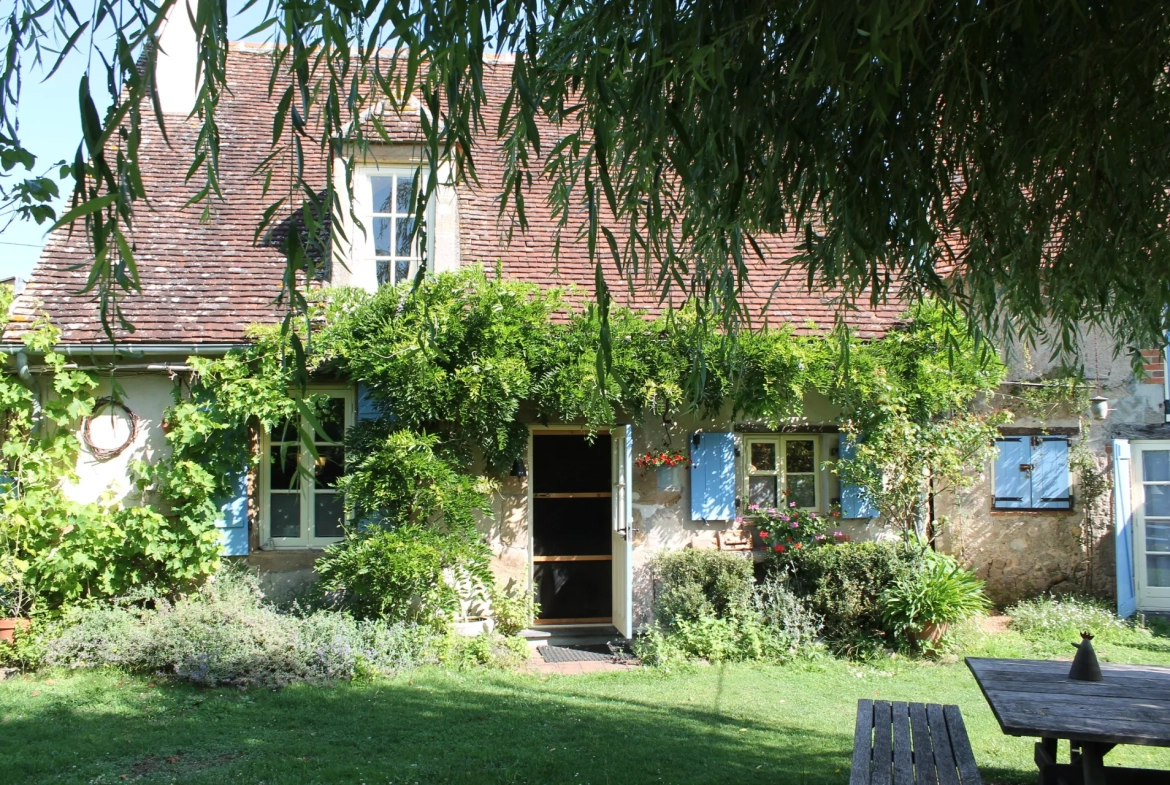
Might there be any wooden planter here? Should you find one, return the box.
[0,617,30,645]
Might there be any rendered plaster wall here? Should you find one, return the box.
[478,392,892,627]
[936,333,1168,606]
[64,372,178,506]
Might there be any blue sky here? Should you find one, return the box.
[0,2,268,280]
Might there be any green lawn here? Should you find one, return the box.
[3,627,1170,785]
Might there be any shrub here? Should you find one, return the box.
[44,569,439,687]
[879,550,990,647]
[315,524,492,624]
[638,550,821,665]
[1006,595,1146,646]
[491,584,540,636]
[651,550,755,627]
[776,541,916,656]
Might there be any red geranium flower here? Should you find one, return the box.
[773,544,786,553]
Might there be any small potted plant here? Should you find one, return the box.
[635,446,691,490]
[0,562,33,646]
[743,492,842,554]
[878,549,990,647]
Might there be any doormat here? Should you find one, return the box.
[538,644,635,664]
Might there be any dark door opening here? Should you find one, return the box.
[531,432,612,624]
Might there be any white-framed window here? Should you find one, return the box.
[356,165,424,287]
[744,435,820,509]
[261,389,353,548]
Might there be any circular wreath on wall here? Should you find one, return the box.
[82,397,140,461]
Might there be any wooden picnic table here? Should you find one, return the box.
[966,656,1170,785]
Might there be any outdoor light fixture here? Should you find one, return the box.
[510,459,527,478]
[1089,395,1109,421]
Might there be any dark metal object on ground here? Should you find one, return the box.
[967,656,1170,785]
[1069,632,1104,682]
[849,699,982,785]
[537,645,614,663]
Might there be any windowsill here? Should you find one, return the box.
[990,507,1076,515]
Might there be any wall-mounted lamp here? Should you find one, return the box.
[510,459,527,478]
[1089,396,1109,421]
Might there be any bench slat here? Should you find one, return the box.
[909,703,935,785]
[891,701,914,785]
[873,701,893,785]
[943,704,982,785]
[850,699,874,785]
[927,703,961,785]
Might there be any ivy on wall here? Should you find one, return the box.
[2,268,1007,614]
[159,266,1006,546]
[0,288,221,615]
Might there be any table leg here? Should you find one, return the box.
[1079,741,1112,785]
[1035,737,1059,785]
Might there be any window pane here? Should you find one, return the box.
[371,176,393,213]
[748,476,777,508]
[750,442,776,472]
[1144,450,1170,482]
[395,259,410,285]
[376,260,392,287]
[270,494,301,538]
[786,440,815,473]
[1148,554,1170,588]
[395,217,414,257]
[373,217,393,255]
[1148,523,1170,553]
[316,397,346,443]
[395,176,414,214]
[1147,485,1170,518]
[786,474,817,508]
[315,446,345,489]
[268,419,296,443]
[269,446,299,490]
[315,494,346,538]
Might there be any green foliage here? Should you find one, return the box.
[0,309,220,613]
[15,0,1170,371]
[650,550,756,628]
[315,525,492,625]
[43,569,439,686]
[879,549,990,646]
[640,549,821,665]
[339,429,492,532]
[833,301,1009,533]
[1006,595,1153,648]
[490,584,540,637]
[778,542,918,657]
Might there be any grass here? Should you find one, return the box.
[2,622,1170,785]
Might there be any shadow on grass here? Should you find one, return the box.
[1,669,857,785]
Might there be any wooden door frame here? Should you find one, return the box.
[527,425,615,626]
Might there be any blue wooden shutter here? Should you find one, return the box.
[1113,439,1138,617]
[838,435,879,519]
[993,438,1030,509]
[216,469,249,556]
[690,432,737,521]
[356,382,383,421]
[1031,437,1072,509]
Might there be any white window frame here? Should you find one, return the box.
[1131,441,1170,609]
[353,164,432,289]
[743,435,821,510]
[259,388,354,549]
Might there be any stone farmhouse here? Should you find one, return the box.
[3,11,1169,639]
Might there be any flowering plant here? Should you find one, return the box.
[741,491,844,553]
[634,448,691,470]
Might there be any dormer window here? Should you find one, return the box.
[354,165,424,287]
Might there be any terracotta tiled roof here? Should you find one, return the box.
[5,46,907,346]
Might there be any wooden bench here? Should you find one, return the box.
[850,699,983,785]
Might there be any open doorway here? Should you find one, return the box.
[531,432,613,624]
